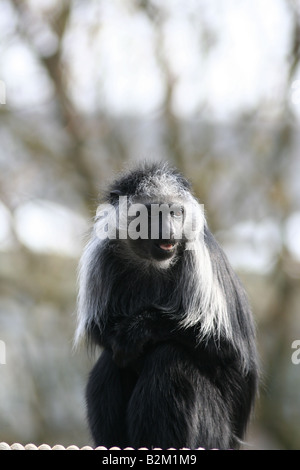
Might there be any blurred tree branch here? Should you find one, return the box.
[10,0,101,208]
[287,0,300,80]
[134,0,185,170]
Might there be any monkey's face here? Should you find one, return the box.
[100,168,205,268]
[126,203,185,265]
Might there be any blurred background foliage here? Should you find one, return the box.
[0,0,300,449]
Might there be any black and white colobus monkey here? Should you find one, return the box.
[75,162,258,449]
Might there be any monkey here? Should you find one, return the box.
[75,162,258,450]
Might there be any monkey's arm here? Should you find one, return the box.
[107,312,165,367]
[107,309,239,369]
[89,308,236,369]
[107,310,202,368]
[87,314,155,364]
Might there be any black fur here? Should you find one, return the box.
[77,162,258,449]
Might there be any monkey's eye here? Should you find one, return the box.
[170,207,184,218]
[110,189,123,198]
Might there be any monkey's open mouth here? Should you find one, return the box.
[157,241,176,252]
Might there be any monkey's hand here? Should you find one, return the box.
[110,311,172,368]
